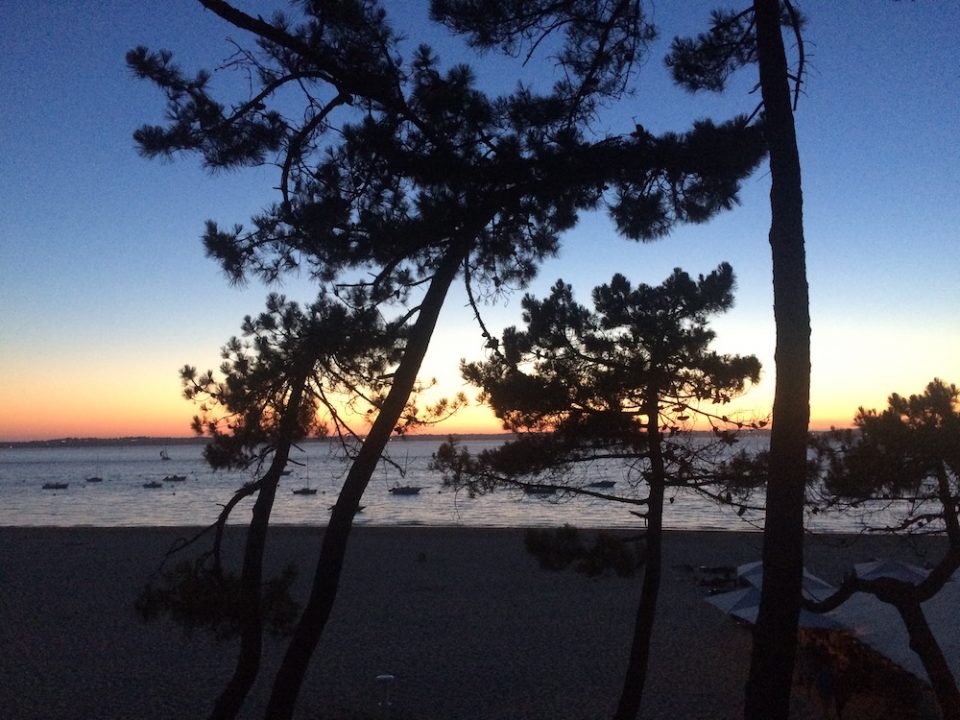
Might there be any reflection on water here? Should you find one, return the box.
[0,436,909,533]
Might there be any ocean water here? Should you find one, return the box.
[0,436,903,532]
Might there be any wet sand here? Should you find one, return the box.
[0,526,945,719]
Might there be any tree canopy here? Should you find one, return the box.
[821,379,960,520]
[130,2,770,718]
[447,263,761,483]
[473,264,757,419]
[129,1,764,302]
[181,292,405,468]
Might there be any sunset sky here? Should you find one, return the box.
[1,1,957,442]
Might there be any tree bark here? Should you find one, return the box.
[263,242,468,720]
[613,393,666,720]
[210,372,309,720]
[897,600,960,720]
[744,2,810,719]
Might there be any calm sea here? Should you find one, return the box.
[0,435,888,532]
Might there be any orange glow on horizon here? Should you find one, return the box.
[0,386,866,442]
[0,363,909,443]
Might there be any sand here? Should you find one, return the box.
[0,526,947,720]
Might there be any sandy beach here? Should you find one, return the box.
[0,526,947,719]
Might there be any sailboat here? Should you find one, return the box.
[160,449,171,461]
[86,457,104,482]
[291,465,317,495]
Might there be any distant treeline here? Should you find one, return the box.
[3,436,208,449]
[5,430,778,450]
[4,433,510,449]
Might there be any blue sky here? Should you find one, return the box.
[1,1,958,440]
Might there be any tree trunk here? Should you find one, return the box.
[744,2,810,719]
[897,600,960,720]
[263,242,468,720]
[210,372,308,720]
[613,394,665,720]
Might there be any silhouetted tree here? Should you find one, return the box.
[148,293,405,720]
[432,3,810,715]
[667,5,809,717]
[808,379,960,719]
[434,263,761,719]
[131,2,766,717]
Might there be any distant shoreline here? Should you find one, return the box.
[2,435,209,449]
[2,429,775,449]
[0,432,513,449]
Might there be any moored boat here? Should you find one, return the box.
[586,480,616,489]
[388,484,422,495]
[143,480,163,489]
[522,485,556,496]
[42,482,69,490]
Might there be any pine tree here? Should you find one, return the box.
[435,263,761,718]
[667,5,811,715]
[809,379,960,719]
[146,294,404,719]
[130,2,766,717]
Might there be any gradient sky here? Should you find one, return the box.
[1,1,958,442]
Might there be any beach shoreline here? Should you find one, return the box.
[0,526,947,719]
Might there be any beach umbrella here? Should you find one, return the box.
[736,560,837,602]
[705,586,847,630]
[853,559,929,585]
